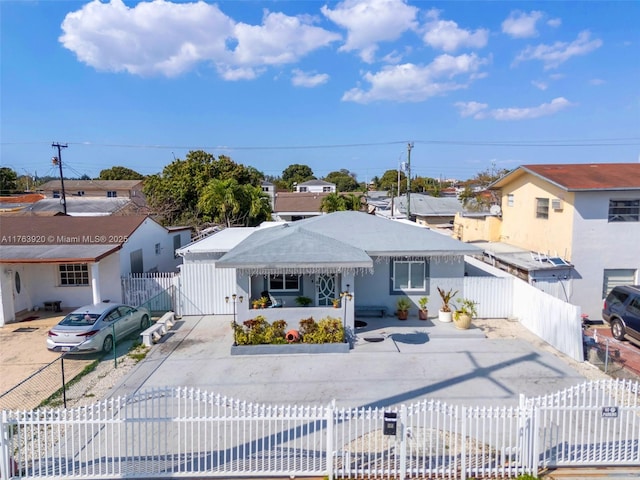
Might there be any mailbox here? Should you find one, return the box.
[383,412,397,436]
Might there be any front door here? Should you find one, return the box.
[315,274,337,306]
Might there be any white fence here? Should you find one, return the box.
[121,273,179,314]
[2,380,638,480]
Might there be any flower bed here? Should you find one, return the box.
[230,315,349,355]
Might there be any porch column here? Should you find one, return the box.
[342,273,355,330]
[90,263,101,304]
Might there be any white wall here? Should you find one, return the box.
[179,257,236,315]
[120,218,185,274]
[570,191,640,319]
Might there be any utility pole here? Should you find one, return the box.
[52,142,68,215]
[406,142,413,220]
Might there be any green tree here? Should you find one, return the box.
[320,192,347,213]
[198,178,271,227]
[0,167,18,194]
[282,164,315,190]
[323,169,361,192]
[99,166,144,180]
[343,192,365,211]
[378,169,407,194]
[143,150,264,226]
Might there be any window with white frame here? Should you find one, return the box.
[392,260,426,291]
[608,199,639,222]
[268,274,300,292]
[323,186,331,192]
[59,264,89,286]
[507,194,514,207]
[535,198,549,219]
[299,186,308,192]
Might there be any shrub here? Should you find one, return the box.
[302,316,344,344]
[231,316,288,345]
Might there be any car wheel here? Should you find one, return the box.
[140,315,150,330]
[102,335,114,354]
[611,319,626,341]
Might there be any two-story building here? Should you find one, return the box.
[484,163,640,319]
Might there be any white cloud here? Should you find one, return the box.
[291,69,330,87]
[456,97,574,120]
[590,78,606,86]
[422,9,489,52]
[60,0,340,78]
[502,10,544,38]
[321,0,418,63]
[513,30,603,70]
[454,101,488,118]
[547,18,562,28]
[342,53,488,103]
[531,80,548,90]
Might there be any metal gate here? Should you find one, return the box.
[1,380,638,479]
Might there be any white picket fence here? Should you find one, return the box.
[2,379,638,480]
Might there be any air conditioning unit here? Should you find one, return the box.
[551,198,563,210]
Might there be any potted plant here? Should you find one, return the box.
[437,287,458,323]
[259,296,270,308]
[396,297,411,320]
[453,298,478,330]
[252,299,261,309]
[418,296,429,320]
[332,298,341,308]
[295,296,313,307]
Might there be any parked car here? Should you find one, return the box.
[47,302,150,354]
[602,285,640,343]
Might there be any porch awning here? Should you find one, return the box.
[216,224,373,275]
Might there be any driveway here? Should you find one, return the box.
[110,315,608,408]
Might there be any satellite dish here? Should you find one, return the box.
[490,205,502,216]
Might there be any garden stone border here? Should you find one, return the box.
[230,342,350,355]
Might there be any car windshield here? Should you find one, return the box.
[60,313,100,326]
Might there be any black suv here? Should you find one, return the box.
[602,285,640,343]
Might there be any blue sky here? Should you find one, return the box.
[1,0,639,184]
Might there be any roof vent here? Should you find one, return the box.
[551,199,563,210]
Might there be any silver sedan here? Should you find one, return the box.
[46,302,150,354]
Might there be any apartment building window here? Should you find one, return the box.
[392,260,426,292]
[603,269,637,298]
[107,191,117,198]
[608,199,639,222]
[269,274,300,292]
[507,194,514,207]
[536,198,549,219]
[59,264,89,286]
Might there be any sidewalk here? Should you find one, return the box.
[584,324,640,378]
[111,315,595,408]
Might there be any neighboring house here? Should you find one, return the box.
[295,179,336,193]
[392,194,464,227]
[261,181,276,210]
[5,197,147,216]
[481,163,640,319]
[38,179,144,199]
[0,194,46,214]
[176,211,481,332]
[271,192,330,221]
[0,215,191,325]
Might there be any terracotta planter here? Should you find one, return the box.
[438,310,453,323]
[397,310,409,320]
[418,309,428,320]
[285,330,300,343]
[454,313,472,330]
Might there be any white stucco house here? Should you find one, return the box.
[176,211,482,331]
[0,215,191,326]
[295,179,336,193]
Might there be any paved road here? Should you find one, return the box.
[111,315,592,408]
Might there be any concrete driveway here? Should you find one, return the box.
[111,315,597,408]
